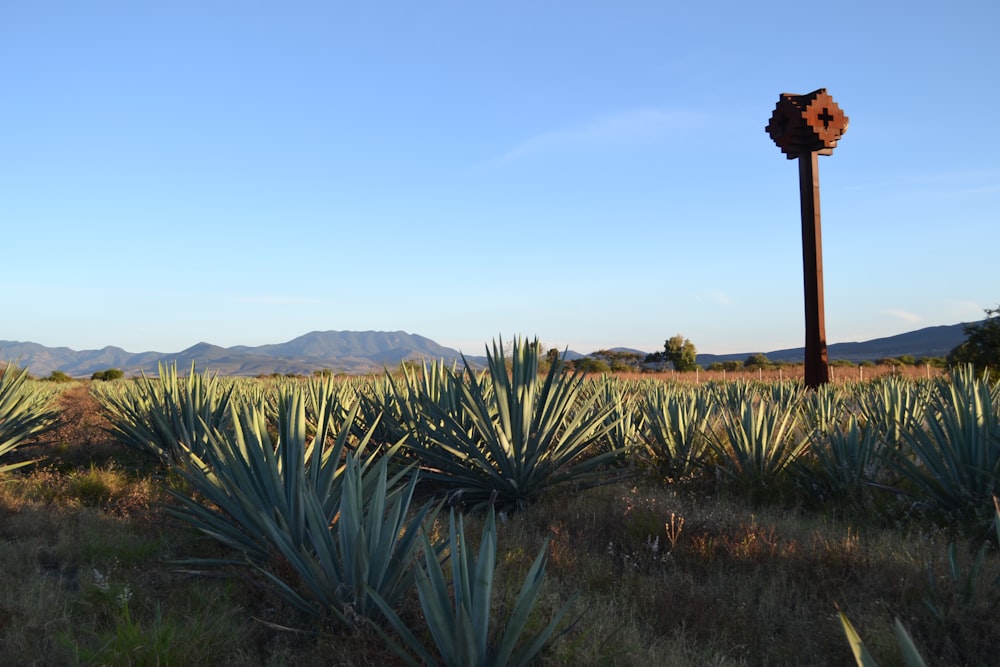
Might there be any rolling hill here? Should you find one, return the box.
[695,322,971,367]
[0,322,975,378]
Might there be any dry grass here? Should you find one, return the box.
[1,382,998,665]
[614,362,945,385]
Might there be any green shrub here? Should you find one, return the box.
[948,305,1000,374]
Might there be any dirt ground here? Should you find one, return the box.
[13,383,122,467]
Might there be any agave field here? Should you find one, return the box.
[1,339,999,665]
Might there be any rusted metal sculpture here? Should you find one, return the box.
[766,89,848,389]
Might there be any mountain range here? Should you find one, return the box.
[0,331,465,377]
[0,322,973,378]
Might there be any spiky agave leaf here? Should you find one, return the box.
[0,361,59,473]
[838,611,928,667]
[838,611,879,666]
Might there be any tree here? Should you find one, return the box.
[949,305,1000,373]
[537,347,562,375]
[743,353,772,370]
[572,357,610,374]
[91,368,124,381]
[591,349,645,373]
[664,335,698,372]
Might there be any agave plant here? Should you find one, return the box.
[710,378,762,408]
[708,390,810,499]
[401,337,623,511]
[797,415,887,506]
[370,508,575,667]
[0,362,59,473]
[359,359,467,453]
[166,383,390,564]
[589,376,644,461]
[96,362,235,462]
[167,384,434,627]
[858,375,933,451]
[762,379,806,406]
[892,365,1000,522]
[801,382,850,437]
[253,452,440,626]
[637,383,714,482]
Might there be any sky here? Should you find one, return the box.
[2,2,998,357]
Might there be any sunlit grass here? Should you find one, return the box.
[4,455,1000,665]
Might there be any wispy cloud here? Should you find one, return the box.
[899,170,1000,200]
[483,108,702,168]
[907,184,1000,200]
[845,170,1000,199]
[231,295,332,306]
[913,169,1000,185]
[883,309,922,325]
[691,289,733,306]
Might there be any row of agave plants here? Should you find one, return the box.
[4,339,999,664]
[94,338,1000,525]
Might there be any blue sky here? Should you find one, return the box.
[2,2,997,357]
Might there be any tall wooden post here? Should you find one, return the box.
[798,152,828,386]
[766,89,848,389]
